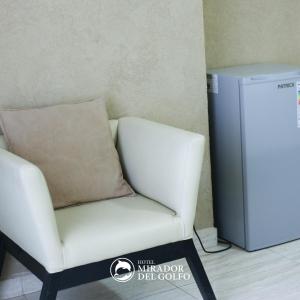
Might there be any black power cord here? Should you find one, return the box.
[193,226,232,254]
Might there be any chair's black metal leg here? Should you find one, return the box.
[0,235,6,278]
[184,239,217,300]
[40,274,60,300]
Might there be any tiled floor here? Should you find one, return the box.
[8,237,300,300]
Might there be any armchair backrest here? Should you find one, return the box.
[0,120,119,150]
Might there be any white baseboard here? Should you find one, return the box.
[194,227,218,249]
[0,227,217,299]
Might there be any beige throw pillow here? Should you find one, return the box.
[0,100,134,209]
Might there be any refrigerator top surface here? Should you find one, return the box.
[207,64,300,80]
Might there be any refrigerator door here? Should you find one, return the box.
[240,77,300,250]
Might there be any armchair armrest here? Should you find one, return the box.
[0,149,63,273]
[117,117,205,239]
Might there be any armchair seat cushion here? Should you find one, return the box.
[55,194,184,270]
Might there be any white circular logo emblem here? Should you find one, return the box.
[110,258,135,282]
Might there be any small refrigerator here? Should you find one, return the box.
[207,64,300,251]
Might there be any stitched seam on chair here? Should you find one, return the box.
[61,240,66,270]
[179,139,192,238]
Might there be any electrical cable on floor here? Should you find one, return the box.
[193,226,232,254]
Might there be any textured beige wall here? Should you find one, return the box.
[204,0,300,69]
[0,0,213,279]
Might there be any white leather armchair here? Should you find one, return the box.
[118,117,204,238]
[0,117,216,300]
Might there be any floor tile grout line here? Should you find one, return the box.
[201,248,297,277]
[269,248,300,266]
[177,286,199,300]
[167,280,199,300]
[132,284,179,300]
[205,258,299,284]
